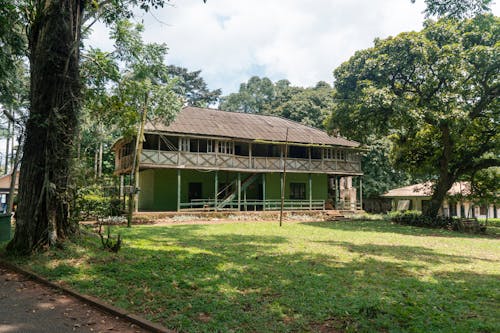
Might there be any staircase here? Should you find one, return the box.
[217,173,260,210]
[323,210,347,221]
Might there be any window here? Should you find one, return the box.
[324,148,334,160]
[188,183,202,201]
[480,205,488,215]
[336,150,345,161]
[290,183,306,200]
[449,202,457,216]
[397,199,411,211]
[179,138,190,152]
[218,141,234,154]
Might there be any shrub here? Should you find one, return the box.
[389,210,478,232]
[77,194,123,220]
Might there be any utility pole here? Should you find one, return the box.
[279,128,289,227]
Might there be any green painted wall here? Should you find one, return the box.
[265,173,327,200]
[139,169,329,211]
[138,169,155,210]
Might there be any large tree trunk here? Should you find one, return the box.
[7,0,84,254]
[424,124,455,218]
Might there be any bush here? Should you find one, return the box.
[77,194,123,220]
[389,210,467,231]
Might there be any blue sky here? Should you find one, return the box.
[89,0,499,95]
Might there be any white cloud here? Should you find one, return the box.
[88,0,499,94]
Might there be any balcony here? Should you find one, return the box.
[117,150,362,175]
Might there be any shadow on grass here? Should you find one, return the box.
[15,224,500,333]
[301,220,500,239]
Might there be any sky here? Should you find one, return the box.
[87,0,499,95]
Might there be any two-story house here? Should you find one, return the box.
[112,107,363,212]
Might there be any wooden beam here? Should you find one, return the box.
[237,172,241,211]
[214,170,218,211]
[309,173,312,210]
[177,169,181,212]
[262,173,266,211]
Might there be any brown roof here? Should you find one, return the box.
[0,172,19,192]
[145,106,360,147]
[381,181,471,198]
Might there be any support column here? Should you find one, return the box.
[309,173,312,210]
[359,177,363,211]
[214,171,218,211]
[280,172,284,200]
[335,176,339,209]
[262,173,266,211]
[237,173,241,211]
[177,169,181,212]
[120,174,125,210]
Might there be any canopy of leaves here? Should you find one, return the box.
[219,77,334,129]
[166,65,221,107]
[331,14,499,213]
[413,0,492,19]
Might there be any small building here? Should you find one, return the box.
[112,107,364,212]
[0,171,19,213]
[382,181,499,218]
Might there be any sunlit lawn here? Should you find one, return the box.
[5,220,500,332]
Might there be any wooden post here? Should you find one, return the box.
[262,173,266,211]
[249,143,252,168]
[309,173,312,210]
[177,169,181,212]
[127,93,148,227]
[214,170,218,211]
[237,172,241,211]
[279,128,289,227]
[359,177,363,211]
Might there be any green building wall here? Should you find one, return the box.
[138,169,328,211]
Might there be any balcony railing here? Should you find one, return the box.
[179,199,326,211]
[117,150,362,174]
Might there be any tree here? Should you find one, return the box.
[166,65,221,107]
[330,15,499,218]
[219,76,276,113]
[6,0,177,254]
[272,82,333,129]
[413,0,492,19]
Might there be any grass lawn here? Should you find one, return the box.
[3,220,500,332]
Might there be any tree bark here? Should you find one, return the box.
[4,119,10,175]
[7,0,84,254]
[424,123,455,218]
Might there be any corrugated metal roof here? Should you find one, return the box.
[381,181,471,197]
[145,106,360,147]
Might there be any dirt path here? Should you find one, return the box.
[0,265,151,333]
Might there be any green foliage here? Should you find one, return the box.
[389,210,486,233]
[75,185,123,220]
[220,76,276,113]
[272,81,333,129]
[220,77,334,129]
[331,15,499,215]
[166,65,221,107]
[470,167,499,205]
[412,0,492,19]
[0,1,26,101]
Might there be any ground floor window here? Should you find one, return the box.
[397,199,412,211]
[290,183,306,200]
[449,202,457,216]
[479,205,488,216]
[188,182,202,201]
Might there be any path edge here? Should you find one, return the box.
[0,258,172,333]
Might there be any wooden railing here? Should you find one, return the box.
[117,150,362,174]
[179,199,326,211]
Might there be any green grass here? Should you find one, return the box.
[4,220,500,332]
